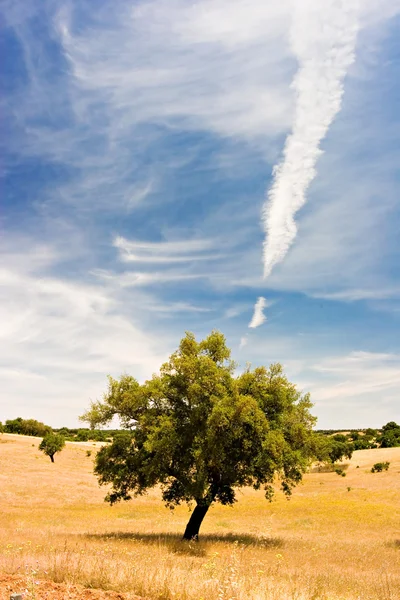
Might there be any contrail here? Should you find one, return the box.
[262,0,360,278]
[249,296,267,328]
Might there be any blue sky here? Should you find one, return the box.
[1,0,400,429]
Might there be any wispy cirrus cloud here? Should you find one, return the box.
[92,269,203,288]
[309,351,400,404]
[113,236,218,264]
[0,244,172,425]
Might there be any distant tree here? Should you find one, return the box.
[57,427,70,437]
[378,422,400,448]
[81,331,317,540]
[39,433,65,463]
[0,421,4,433]
[76,429,91,442]
[365,428,378,438]
[5,417,51,437]
[332,434,348,443]
[313,435,353,466]
[20,418,52,437]
[5,417,24,434]
[382,421,399,432]
[352,437,375,450]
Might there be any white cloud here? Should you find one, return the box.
[239,336,248,349]
[311,288,400,302]
[56,0,294,145]
[234,333,400,428]
[92,269,204,288]
[262,0,359,277]
[249,297,267,328]
[309,351,400,403]
[263,136,400,298]
[0,244,172,426]
[113,236,219,264]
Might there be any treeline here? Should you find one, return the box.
[54,427,121,442]
[1,418,399,449]
[0,417,121,442]
[318,422,400,450]
[1,417,52,437]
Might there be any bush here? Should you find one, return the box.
[371,461,390,473]
[334,468,346,477]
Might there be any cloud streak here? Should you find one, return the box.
[262,0,360,277]
[249,296,267,328]
[114,236,218,264]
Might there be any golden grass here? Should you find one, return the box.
[1,433,399,599]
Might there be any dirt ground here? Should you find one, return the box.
[0,573,143,600]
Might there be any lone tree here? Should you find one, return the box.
[39,432,65,463]
[81,331,317,539]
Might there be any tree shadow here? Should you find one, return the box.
[310,462,350,473]
[82,531,283,555]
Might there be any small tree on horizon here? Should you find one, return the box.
[81,331,317,540]
[39,432,65,463]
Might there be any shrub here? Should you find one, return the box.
[371,461,390,473]
[334,468,346,477]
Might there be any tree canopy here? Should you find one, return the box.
[378,421,400,447]
[81,330,317,539]
[5,417,52,437]
[39,432,65,463]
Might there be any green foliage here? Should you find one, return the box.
[377,422,400,448]
[371,461,390,473]
[76,429,91,442]
[53,427,114,442]
[313,435,353,466]
[332,434,348,443]
[39,433,65,462]
[5,417,52,437]
[0,421,4,433]
[365,428,378,438]
[82,331,317,522]
[58,427,70,437]
[334,468,346,477]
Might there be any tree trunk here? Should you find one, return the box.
[182,503,210,540]
[50,454,54,463]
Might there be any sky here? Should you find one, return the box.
[1,0,400,429]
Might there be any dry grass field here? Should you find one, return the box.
[0,433,399,600]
